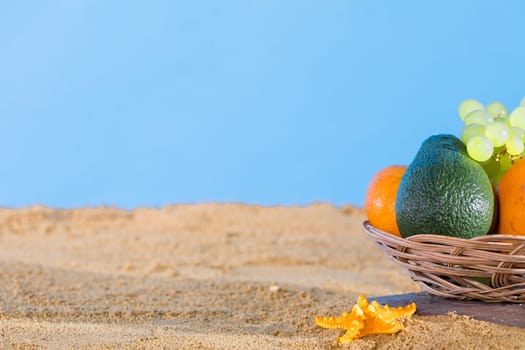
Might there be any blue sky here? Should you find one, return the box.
[2,1,525,208]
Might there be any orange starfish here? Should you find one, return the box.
[316,295,416,344]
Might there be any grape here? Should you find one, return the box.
[494,117,511,127]
[464,110,494,126]
[460,124,485,143]
[466,136,494,162]
[485,119,510,147]
[458,99,484,120]
[506,137,524,156]
[486,101,508,118]
[509,126,525,141]
[509,106,525,129]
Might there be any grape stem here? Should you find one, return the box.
[494,150,522,163]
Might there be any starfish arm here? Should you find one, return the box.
[360,318,404,337]
[315,316,344,330]
[337,330,361,344]
[368,301,416,322]
[315,309,365,330]
[315,302,367,330]
[336,321,365,344]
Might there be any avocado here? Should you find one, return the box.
[396,134,494,239]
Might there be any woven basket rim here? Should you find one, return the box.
[362,221,525,302]
[364,221,525,252]
[363,220,525,243]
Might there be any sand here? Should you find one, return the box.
[0,203,524,349]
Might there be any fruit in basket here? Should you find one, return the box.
[396,134,494,238]
[364,165,407,237]
[496,157,525,235]
[458,99,484,120]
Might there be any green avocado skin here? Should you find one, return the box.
[396,134,494,239]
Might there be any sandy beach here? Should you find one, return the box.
[0,203,524,349]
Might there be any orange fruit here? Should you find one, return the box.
[496,158,525,235]
[365,165,407,237]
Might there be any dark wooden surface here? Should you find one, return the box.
[371,293,525,328]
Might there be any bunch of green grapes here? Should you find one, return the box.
[459,97,525,185]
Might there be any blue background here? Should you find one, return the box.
[2,1,525,209]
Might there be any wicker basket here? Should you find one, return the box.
[362,221,525,303]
